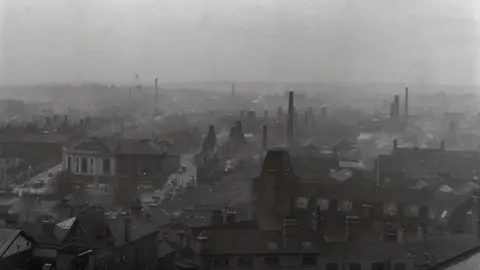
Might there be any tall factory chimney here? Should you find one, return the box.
[287,91,294,144]
[154,78,158,117]
[405,87,409,118]
[394,95,400,118]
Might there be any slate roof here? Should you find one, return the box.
[0,133,69,144]
[66,137,168,155]
[0,229,23,257]
[201,229,323,255]
[108,213,158,248]
[379,148,480,181]
[297,182,434,206]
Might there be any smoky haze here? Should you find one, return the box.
[0,0,479,85]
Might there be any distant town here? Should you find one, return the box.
[0,82,478,270]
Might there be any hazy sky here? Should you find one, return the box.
[1,0,479,85]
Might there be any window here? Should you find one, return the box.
[350,263,362,270]
[75,157,79,173]
[394,263,406,270]
[318,198,330,211]
[238,257,253,267]
[404,205,419,217]
[213,257,229,268]
[302,257,317,267]
[383,203,397,215]
[103,159,111,175]
[372,262,385,270]
[264,257,279,267]
[296,197,309,209]
[81,158,88,173]
[338,200,353,212]
[89,158,94,174]
[67,156,72,171]
[327,263,339,270]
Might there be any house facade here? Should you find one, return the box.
[62,137,177,189]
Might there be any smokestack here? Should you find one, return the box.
[440,140,445,151]
[287,91,294,144]
[394,95,400,118]
[64,115,68,126]
[262,125,268,151]
[154,78,158,117]
[231,83,235,98]
[393,139,398,150]
[405,87,409,118]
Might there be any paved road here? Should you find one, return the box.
[141,153,196,206]
[12,164,63,196]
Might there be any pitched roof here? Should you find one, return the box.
[0,229,22,257]
[379,148,480,181]
[297,182,434,205]
[0,133,68,144]
[108,213,158,248]
[67,137,167,155]
[201,229,323,255]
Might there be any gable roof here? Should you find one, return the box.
[0,229,23,258]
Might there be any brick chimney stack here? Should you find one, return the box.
[287,91,294,144]
[262,125,268,151]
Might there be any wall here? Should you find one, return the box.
[206,255,414,270]
[63,149,115,177]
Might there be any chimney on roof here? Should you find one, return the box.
[124,216,132,243]
[225,208,236,224]
[393,139,398,150]
[312,204,323,234]
[440,140,445,151]
[283,216,299,247]
[211,210,223,225]
[262,125,268,151]
[64,115,68,126]
[418,223,427,243]
[235,121,243,134]
[287,91,294,144]
[42,219,56,235]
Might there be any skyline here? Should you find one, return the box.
[1,0,479,85]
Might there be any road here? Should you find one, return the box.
[12,164,63,196]
[141,153,196,206]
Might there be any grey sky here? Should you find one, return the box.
[0,0,479,85]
